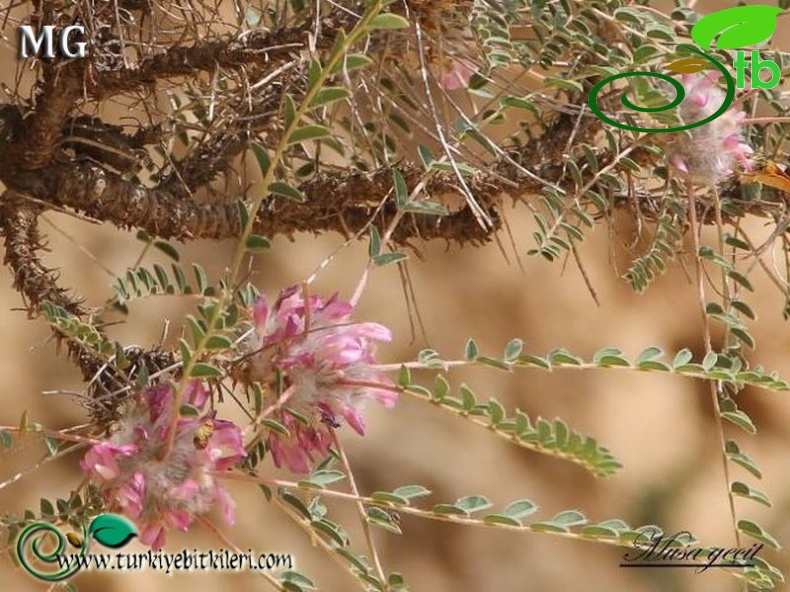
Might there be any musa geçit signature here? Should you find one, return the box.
[620,528,764,573]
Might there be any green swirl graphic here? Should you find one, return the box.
[16,521,87,581]
[587,45,735,133]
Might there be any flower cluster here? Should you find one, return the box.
[664,72,753,183]
[249,286,396,474]
[80,381,245,550]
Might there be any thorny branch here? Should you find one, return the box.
[1,193,83,316]
[0,0,786,405]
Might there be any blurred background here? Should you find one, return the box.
[2,1,790,591]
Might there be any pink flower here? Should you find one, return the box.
[80,381,245,550]
[441,59,475,90]
[249,286,396,473]
[665,72,753,182]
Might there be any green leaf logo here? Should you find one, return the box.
[587,45,736,134]
[691,5,782,51]
[88,514,138,548]
[16,522,85,581]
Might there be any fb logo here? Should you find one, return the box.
[588,5,783,133]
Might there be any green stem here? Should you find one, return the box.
[162,3,389,462]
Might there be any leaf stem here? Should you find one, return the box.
[686,177,741,547]
[331,431,387,585]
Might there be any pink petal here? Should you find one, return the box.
[691,91,708,107]
[341,406,366,436]
[670,154,689,174]
[442,60,474,91]
[81,443,136,480]
[735,147,753,170]
[321,299,353,322]
[269,434,310,474]
[273,286,300,311]
[140,523,167,551]
[354,322,393,342]
[185,380,209,409]
[215,485,236,525]
[169,509,193,531]
[333,343,365,365]
[207,420,246,470]
[116,472,145,517]
[252,297,269,331]
[371,388,398,408]
[282,445,311,474]
[171,478,200,500]
[722,134,740,150]
[146,384,173,422]
[309,425,333,455]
